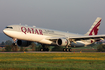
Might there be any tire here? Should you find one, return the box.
[69,48,72,52]
[63,48,66,52]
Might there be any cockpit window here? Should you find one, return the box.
[6,27,13,29]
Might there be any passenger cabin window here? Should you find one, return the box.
[6,27,13,29]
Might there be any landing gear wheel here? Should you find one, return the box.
[63,48,69,52]
[69,48,72,52]
[12,43,17,46]
[63,48,72,52]
[66,48,69,52]
[63,48,66,52]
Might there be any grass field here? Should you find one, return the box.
[0,52,105,70]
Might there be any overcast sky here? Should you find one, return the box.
[0,0,105,35]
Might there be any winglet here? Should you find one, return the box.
[85,17,102,36]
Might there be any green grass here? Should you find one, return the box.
[0,53,104,70]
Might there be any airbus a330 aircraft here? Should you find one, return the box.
[3,17,105,51]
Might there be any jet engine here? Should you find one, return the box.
[17,40,32,47]
[56,38,69,46]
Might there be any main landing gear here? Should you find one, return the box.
[63,44,72,52]
[63,48,72,52]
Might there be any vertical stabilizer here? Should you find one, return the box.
[85,17,102,36]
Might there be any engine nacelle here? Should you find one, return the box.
[56,38,69,46]
[17,40,32,47]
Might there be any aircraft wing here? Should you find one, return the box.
[46,37,65,41]
[69,35,105,41]
[46,34,105,41]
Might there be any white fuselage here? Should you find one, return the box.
[3,25,92,47]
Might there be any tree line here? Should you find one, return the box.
[0,40,12,46]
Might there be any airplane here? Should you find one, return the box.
[3,17,105,52]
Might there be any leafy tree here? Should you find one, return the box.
[52,46,63,51]
[14,45,18,52]
[1,42,5,45]
[5,45,12,52]
[97,44,105,52]
[31,42,36,51]
[35,45,42,51]
[24,48,28,52]
[11,43,18,52]
[5,40,12,45]
[20,47,24,52]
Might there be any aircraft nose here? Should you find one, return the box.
[3,29,5,33]
[3,29,12,37]
[3,29,8,34]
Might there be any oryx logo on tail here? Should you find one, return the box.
[85,17,102,36]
